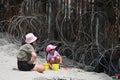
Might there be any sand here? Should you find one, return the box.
[0,38,113,80]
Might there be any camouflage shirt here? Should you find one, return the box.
[17,44,35,61]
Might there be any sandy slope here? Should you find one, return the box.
[0,38,113,80]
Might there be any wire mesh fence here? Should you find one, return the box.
[0,0,120,76]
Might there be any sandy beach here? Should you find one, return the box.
[0,38,113,80]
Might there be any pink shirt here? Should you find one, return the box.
[47,51,59,60]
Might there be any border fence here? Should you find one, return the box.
[0,0,120,76]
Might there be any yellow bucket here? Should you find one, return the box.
[43,63,49,70]
[52,64,59,70]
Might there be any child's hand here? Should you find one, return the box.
[48,63,52,69]
[59,61,62,64]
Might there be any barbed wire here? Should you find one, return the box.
[0,0,120,75]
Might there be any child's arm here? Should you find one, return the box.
[47,60,52,69]
[58,54,62,64]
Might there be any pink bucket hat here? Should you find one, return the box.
[46,44,57,52]
[25,33,37,43]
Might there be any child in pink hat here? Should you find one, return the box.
[17,33,45,73]
[46,44,62,69]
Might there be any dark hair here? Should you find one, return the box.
[21,39,34,46]
[21,39,26,45]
